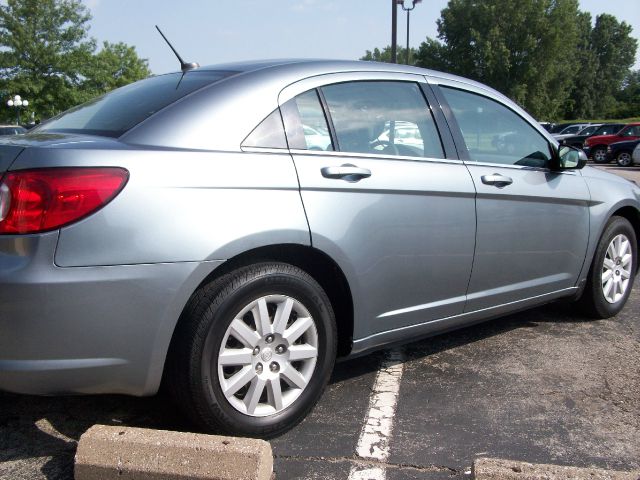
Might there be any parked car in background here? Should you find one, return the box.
[376,120,425,154]
[550,122,578,133]
[0,125,26,136]
[539,122,554,132]
[553,124,598,142]
[0,60,638,437]
[302,124,332,150]
[607,139,640,167]
[558,123,626,149]
[553,123,591,138]
[584,123,640,163]
[632,143,640,165]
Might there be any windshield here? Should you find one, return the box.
[35,70,236,138]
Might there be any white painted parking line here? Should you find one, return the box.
[348,465,386,480]
[348,349,405,480]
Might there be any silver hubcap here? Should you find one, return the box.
[594,149,606,162]
[618,153,631,166]
[602,234,633,304]
[218,295,318,417]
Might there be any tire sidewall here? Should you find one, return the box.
[592,147,608,163]
[616,152,632,167]
[197,267,336,437]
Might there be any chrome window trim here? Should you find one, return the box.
[278,71,428,106]
[241,146,289,154]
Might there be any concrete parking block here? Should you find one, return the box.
[473,457,640,480]
[74,424,273,480]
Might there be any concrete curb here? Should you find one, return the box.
[74,425,273,480]
[474,457,640,480]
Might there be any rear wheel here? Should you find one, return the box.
[168,262,337,437]
[592,146,608,163]
[578,217,637,318]
[616,151,633,167]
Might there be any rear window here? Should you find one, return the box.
[0,127,26,135]
[35,71,236,138]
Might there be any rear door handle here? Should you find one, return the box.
[481,174,513,187]
[321,164,371,182]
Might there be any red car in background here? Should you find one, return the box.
[584,123,640,163]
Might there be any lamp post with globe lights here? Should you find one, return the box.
[7,95,29,125]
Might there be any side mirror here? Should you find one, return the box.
[554,145,587,170]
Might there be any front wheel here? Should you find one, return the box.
[578,217,637,318]
[167,262,337,437]
[616,151,633,167]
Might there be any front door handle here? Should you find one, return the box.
[481,174,513,187]
[321,164,372,182]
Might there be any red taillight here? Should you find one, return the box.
[0,167,129,234]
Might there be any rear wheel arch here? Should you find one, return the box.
[165,244,354,373]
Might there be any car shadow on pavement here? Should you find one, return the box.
[0,300,596,480]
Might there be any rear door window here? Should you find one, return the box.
[320,81,444,158]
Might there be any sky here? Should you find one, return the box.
[81,0,640,75]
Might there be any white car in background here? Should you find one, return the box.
[303,124,332,150]
[552,123,594,141]
[632,143,640,165]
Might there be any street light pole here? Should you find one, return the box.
[391,0,398,63]
[399,0,422,65]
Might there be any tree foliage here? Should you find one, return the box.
[361,45,419,65]
[0,0,150,122]
[362,0,638,120]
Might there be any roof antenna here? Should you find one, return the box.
[155,25,199,73]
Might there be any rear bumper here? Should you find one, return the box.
[0,233,222,396]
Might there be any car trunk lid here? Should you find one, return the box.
[0,143,25,174]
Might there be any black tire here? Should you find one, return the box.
[616,151,633,167]
[578,217,637,318]
[591,146,608,164]
[167,262,337,438]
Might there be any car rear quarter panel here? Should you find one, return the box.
[10,147,309,267]
[3,145,310,395]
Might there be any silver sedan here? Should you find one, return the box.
[0,60,638,437]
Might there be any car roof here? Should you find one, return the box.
[122,59,543,151]
[193,58,499,94]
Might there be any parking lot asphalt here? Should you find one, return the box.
[1,164,639,480]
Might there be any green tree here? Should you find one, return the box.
[564,11,598,119]
[613,70,640,119]
[590,14,638,116]
[0,0,95,120]
[414,0,582,119]
[80,41,150,101]
[0,0,149,123]
[361,45,418,65]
